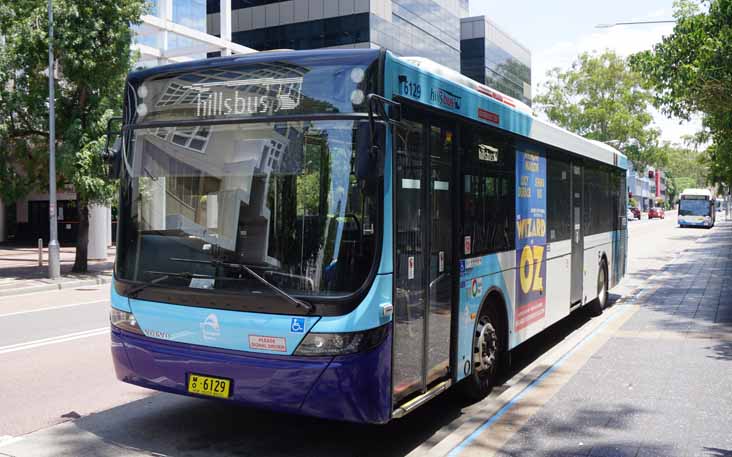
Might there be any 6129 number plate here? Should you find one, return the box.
[187,373,231,398]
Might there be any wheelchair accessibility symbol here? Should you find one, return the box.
[290,317,305,333]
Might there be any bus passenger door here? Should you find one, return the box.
[393,119,428,402]
[570,163,584,305]
[426,122,454,385]
[392,115,455,403]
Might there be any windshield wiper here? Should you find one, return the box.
[169,257,314,313]
[126,271,202,298]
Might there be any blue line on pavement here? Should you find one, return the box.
[448,306,629,456]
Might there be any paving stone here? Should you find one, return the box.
[493,221,732,457]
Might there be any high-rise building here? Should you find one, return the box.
[460,16,531,105]
[134,0,254,68]
[206,0,469,71]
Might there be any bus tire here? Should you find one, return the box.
[460,303,503,401]
[587,259,608,317]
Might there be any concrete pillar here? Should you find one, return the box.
[220,0,232,56]
[105,206,112,247]
[206,193,218,230]
[0,198,6,242]
[146,177,167,230]
[87,204,108,260]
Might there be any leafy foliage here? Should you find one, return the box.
[535,50,661,169]
[630,0,732,187]
[0,0,145,270]
[654,142,709,203]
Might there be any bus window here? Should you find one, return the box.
[547,153,571,241]
[460,125,515,255]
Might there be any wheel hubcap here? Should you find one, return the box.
[473,317,498,378]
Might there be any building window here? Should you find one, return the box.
[232,13,370,51]
[155,126,211,153]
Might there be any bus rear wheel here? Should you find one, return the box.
[460,306,502,401]
[588,259,608,316]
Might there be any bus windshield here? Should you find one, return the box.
[679,198,709,216]
[115,120,379,299]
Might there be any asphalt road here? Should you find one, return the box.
[0,211,718,455]
[0,286,150,437]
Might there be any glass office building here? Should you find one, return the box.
[134,0,253,68]
[207,0,469,71]
[460,16,531,105]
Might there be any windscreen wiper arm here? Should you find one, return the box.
[169,257,314,312]
[126,270,202,298]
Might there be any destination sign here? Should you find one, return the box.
[131,55,379,123]
[192,77,304,117]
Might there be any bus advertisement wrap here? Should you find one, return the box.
[515,148,547,331]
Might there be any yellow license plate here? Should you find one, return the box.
[187,374,231,398]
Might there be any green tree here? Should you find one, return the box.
[659,143,707,185]
[0,0,145,272]
[630,0,732,188]
[535,50,662,169]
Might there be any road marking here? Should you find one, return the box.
[0,327,109,355]
[614,329,732,341]
[0,435,24,448]
[0,299,108,318]
[0,283,109,300]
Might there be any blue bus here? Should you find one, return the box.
[108,49,628,423]
[679,188,715,228]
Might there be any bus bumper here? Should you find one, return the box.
[111,326,392,423]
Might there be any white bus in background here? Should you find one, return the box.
[679,188,715,228]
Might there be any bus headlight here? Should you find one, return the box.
[110,308,143,335]
[294,325,388,356]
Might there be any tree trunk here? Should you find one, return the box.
[73,198,89,273]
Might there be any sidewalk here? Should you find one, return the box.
[487,221,732,457]
[0,245,114,297]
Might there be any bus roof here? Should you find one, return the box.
[680,188,713,197]
[126,48,380,84]
[390,54,628,170]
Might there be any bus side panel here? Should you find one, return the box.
[610,229,628,288]
[455,251,515,383]
[583,232,613,303]
[543,239,572,328]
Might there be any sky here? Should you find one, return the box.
[468,0,701,144]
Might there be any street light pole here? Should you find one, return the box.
[595,20,676,28]
[47,0,60,279]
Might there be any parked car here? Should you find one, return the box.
[627,207,637,221]
[628,206,641,220]
[649,207,665,219]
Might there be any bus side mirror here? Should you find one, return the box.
[103,117,123,179]
[356,120,385,179]
[105,138,122,179]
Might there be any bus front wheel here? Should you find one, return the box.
[587,259,608,317]
[460,305,503,401]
